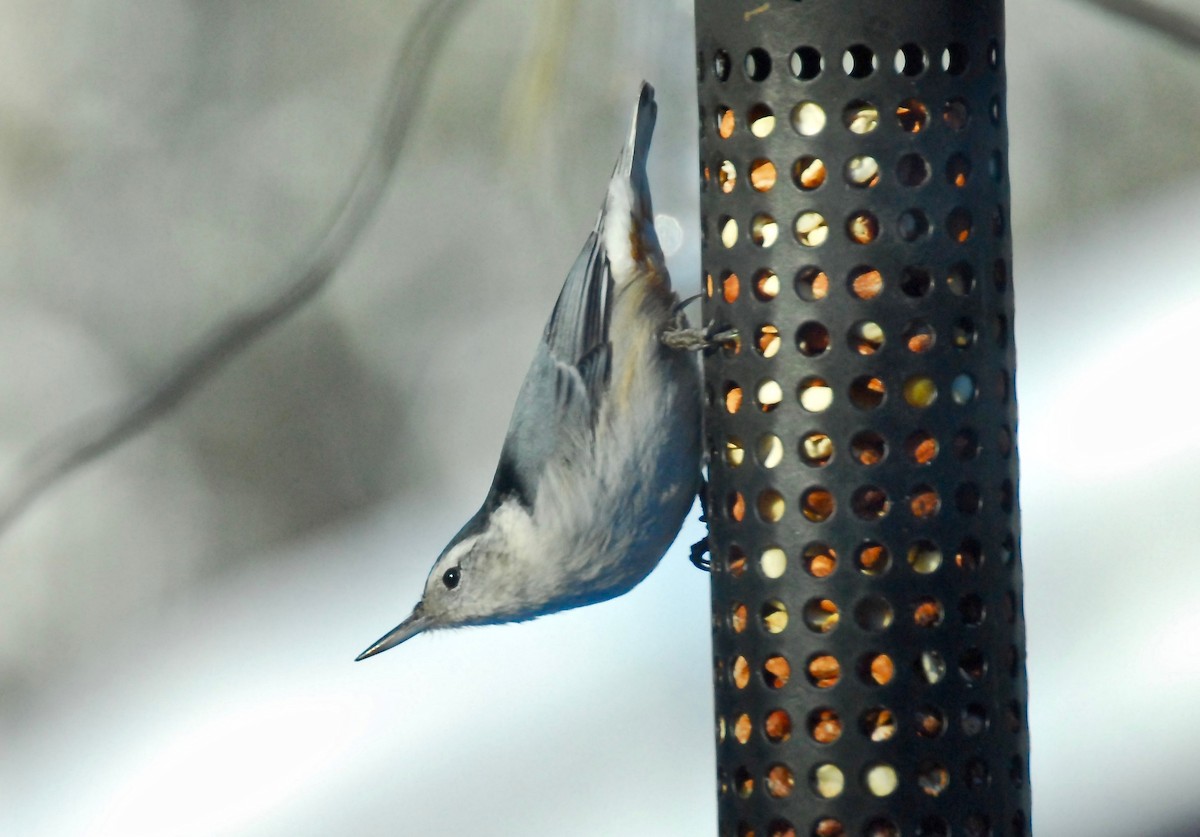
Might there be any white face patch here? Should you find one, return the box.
[442,539,474,566]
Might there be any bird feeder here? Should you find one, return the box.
[696,1,1029,834]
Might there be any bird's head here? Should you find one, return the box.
[355,502,534,660]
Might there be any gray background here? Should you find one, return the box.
[1,1,1198,834]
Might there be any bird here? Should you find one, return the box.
[356,82,704,660]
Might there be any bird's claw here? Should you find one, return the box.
[660,321,738,352]
[689,476,712,571]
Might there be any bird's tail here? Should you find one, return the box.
[603,82,666,290]
[614,81,656,179]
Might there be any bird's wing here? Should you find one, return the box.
[485,84,657,511]
[542,229,614,424]
[486,229,614,511]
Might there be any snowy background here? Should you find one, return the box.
[1,1,1199,834]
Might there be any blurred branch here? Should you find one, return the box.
[501,0,578,155]
[1080,0,1200,50]
[0,0,472,537]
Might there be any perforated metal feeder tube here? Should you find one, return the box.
[695,2,1029,835]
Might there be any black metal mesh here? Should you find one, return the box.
[695,2,1029,835]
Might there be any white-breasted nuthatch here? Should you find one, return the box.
[356,83,704,660]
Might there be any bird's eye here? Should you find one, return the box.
[442,567,461,589]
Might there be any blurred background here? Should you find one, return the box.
[1,0,1199,834]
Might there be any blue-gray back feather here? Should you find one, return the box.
[487,233,613,513]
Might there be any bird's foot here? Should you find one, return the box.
[660,322,738,352]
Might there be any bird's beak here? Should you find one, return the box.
[354,603,428,661]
